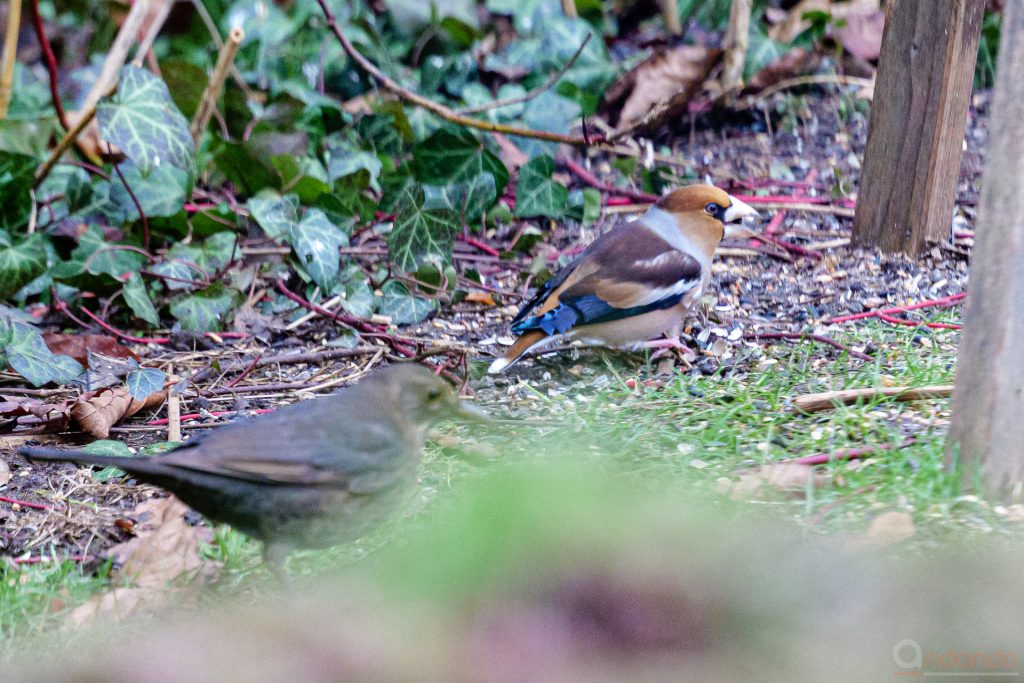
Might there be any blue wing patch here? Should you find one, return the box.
[511,292,686,336]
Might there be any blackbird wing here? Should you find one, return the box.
[160,392,414,490]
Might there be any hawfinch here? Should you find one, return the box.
[488,185,758,373]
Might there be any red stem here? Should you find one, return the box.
[877,314,962,331]
[224,353,263,388]
[782,438,916,466]
[77,307,170,344]
[0,495,51,511]
[147,407,274,426]
[27,0,70,131]
[824,293,967,325]
[456,233,501,257]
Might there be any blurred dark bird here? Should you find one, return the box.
[489,185,759,373]
[21,364,485,572]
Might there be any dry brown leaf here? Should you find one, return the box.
[604,46,721,129]
[855,511,916,548]
[730,463,830,499]
[68,497,219,626]
[835,10,885,60]
[72,386,167,438]
[0,458,11,486]
[42,333,139,367]
[465,292,497,307]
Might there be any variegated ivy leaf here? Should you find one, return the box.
[287,209,348,290]
[97,65,196,180]
[0,320,84,387]
[388,186,459,273]
[379,280,437,325]
[126,367,167,400]
[514,154,568,219]
[247,192,300,240]
[0,233,47,299]
[169,283,238,332]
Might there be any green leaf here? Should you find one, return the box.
[58,224,146,282]
[0,152,36,232]
[287,208,349,290]
[327,148,383,192]
[123,272,160,326]
[80,440,133,481]
[109,161,190,219]
[1,320,84,387]
[97,65,196,179]
[247,192,300,240]
[512,91,581,158]
[412,128,509,196]
[379,280,437,325]
[335,265,376,318]
[0,233,47,299]
[745,26,789,80]
[126,367,167,399]
[169,283,238,332]
[515,154,569,219]
[388,186,460,272]
[423,172,497,223]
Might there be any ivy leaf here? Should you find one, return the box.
[169,283,238,332]
[379,280,437,324]
[126,367,167,400]
[512,91,581,158]
[0,320,84,387]
[97,65,196,180]
[0,152,36,232]
[327,148,383,192]
[335,264,376,318]
[123,272,160,326]
[287,208,348,290]
[423,172,497,224]
[247,192,300,240]
[412,128,509,196]
[79,440,133,481]
[109,161,190,219]
[515,154,569,219]
[388,186,459,272]
[0,233,47,299]
[745,26,789,80]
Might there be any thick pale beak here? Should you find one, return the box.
[723,195,759,223]
[722,195,760,240]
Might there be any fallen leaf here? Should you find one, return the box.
[42,333,139,367]
[730,463,831,499]
[72,386,167,438]
[0,458,10,486]
[835,10,886,60]
[465,292,497,307]
[857,511,915,547]
[68,497,219,626]
[604,45,721,129]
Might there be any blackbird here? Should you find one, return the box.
[21,364,486,571]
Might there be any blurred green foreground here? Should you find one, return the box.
[9,461,1024,682]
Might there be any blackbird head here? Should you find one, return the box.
[369,364,488,428]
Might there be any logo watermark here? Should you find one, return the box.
[894,639,1021,677]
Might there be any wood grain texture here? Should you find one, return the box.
[851,0,984,255]
[792,385,953,414]
[946,0,1024,498]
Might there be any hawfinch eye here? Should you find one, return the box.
[705,202,723,217]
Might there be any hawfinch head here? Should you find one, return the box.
[656,185,760,250]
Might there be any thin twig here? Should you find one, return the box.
[457,34,592,115]
[739,73,875,109]
[747,331,874,362]
[0,0,21,119]
[315,0,601,146]
[112,159,151,250]
[0,495,51,511]
[792,385,954,414]
[190,27,244,143]
[823,293,966,325]
[33,83,116,187]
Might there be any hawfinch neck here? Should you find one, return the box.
[642,206,718,263]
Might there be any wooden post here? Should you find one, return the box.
[946,1,1024,498]
[722,0,752,94]
[851,0,984,255]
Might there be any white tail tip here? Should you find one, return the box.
[487,357,511,374]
